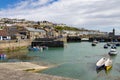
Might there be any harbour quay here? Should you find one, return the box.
[67,36,81,42]
[89,37,120,42]
[31,37,65,47]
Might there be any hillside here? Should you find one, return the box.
[54,26,80,31]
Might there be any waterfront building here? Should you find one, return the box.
[6,26,46,40]
[108,28,120,41]
[109,28,115,38]
[7,26,20,40]
[0,26,11,40]
[24,27,46,40]
[43,26,60,38]
[79,30,108,38]
[62,30,79,37]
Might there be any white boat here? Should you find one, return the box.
[111,45,117,49]
[96,57,107,69]
[104,58,112,71]
[108,49,118,55]
[104,44,108,49]
[93,40,98,44]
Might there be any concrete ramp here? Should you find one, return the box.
[0,62,48,72]
[0,62,77,80]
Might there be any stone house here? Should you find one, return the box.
[7,26,46,40]
[24,27,46,40]
[7,26,20,40]
[43,26,60,38]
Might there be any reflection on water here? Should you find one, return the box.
[96,68,104,74]
[0,50,34,62]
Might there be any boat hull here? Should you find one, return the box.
[104,44,108,49]
[104,58,112,71]
[108,49,118,56]
[105,66,112,71]
[96,57,106,70]
[92,43,96,46]
[96,65,105,70]
[108,52,117,55]
[104,46,108,49]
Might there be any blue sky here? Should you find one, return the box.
[0,0,120,34]
[0,0,20,9]
[0,0,59,9]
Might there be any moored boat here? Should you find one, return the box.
[96,57,107,69]
[28,46,48,51]
[106,43,111,46]
[104,58,112,71]
[108,49,118,55]
[93,40,98,44]
[111,44,117,49]
[104,44,108,49]
[115,43,120,46]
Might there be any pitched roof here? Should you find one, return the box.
[25,27,45,32]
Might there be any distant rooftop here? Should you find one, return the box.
[25,27,45,32]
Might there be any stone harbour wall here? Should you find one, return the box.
[0,40,31,50]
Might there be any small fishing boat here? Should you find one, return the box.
[104,44,108,49]
[104,58,112,71]
[96,57,107,69]
[108,49,118,55]
[93,40,98,44]
[28,46,40,51]
[28,46,48,51]
[115,43,120,46]
[111,44,117,49]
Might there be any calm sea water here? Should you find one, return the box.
[3,42,120,80]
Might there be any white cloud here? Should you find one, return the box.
[0,0,120,32]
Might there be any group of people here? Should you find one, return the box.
[0,54,6,60]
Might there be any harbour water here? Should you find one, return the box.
[1,42,120,80]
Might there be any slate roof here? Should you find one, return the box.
[25,27,45,32]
